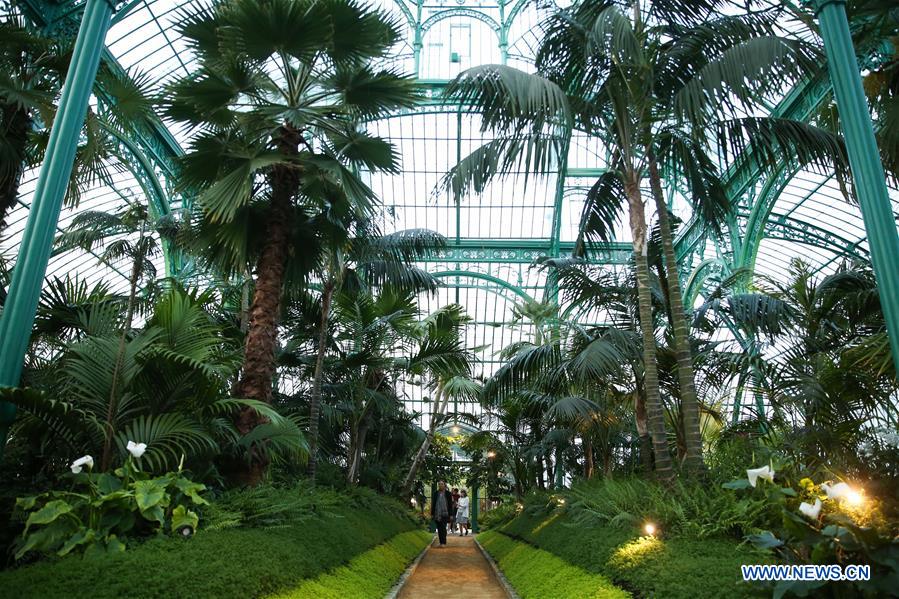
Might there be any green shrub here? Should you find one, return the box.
[726,470,899,596]
[269,530,430,598]
[0,491,416,598]
[565,477,773,539]
[500,504,768,598]
[479,529,629,598]
[13,455,207,560]
[479,501,521,530]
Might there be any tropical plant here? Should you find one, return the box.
[55,202,161,469]
[164,0,419,483]
[401,303,479,495]
[13,448,207,560]
[3,286,306,478]
[0,8,155,229]
[443,0,851,480]
[700,260,898,466]
[304,224,444,481]
[726,458,899,597]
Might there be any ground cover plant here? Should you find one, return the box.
[268,529,431,599]
[0,484,417,598]
[479,529,629,599]
[496,481,771,599]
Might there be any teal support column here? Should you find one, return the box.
[809,0,899,376]
[0,0,117,455]
[471,482,479,533]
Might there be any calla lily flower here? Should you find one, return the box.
[70,455,94,474]
[822,482,852,501]
[126,441,147,459]
[798,498,822,520]
[746,465,775,487]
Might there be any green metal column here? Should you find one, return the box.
[809,0,899,375]
[0,0,117,452]
[471,482,479,533]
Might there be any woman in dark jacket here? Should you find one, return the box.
[430,480,455,547]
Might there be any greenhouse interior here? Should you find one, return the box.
[1,0,899,596]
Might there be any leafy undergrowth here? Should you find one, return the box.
[0,487,417,598]
[268,529,430,598]
[479,529,629,598]
[500,505,769,598]
[478,501,521,530]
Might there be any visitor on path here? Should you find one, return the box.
[450,487,461,534]
[431,480,454,547]
[456,489,470,536]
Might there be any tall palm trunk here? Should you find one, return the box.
[633,386,653,473]
[625,174,674,482]
[401,382,446,496]
[234,125,300,485]
[346,418,369,485]
[545,452,554,488]
[306,278,335,482]
[647,155,704,474]
[0,103,31,230]
[583,436,594,479]
[100,223,146,471]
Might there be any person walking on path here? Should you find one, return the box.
[456,489,471,536]
[450,487,461,534]
[430,480,454,547]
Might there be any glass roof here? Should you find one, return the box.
[3,0,899,426]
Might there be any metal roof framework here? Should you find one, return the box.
[3,0,898,426]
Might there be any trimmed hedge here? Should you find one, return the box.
[269,529,431,598]
[0,495,417,598]
[479,529,629,599]
[500,508,769,599]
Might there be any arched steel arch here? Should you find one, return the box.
[431,270,536,304]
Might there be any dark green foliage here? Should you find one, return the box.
[0,489,416,598]
[478,529,628,599]
[478,502,520,530]
[201,482,409,530]
[13,457,207,560]
[565,477,777,539]
[499,496,769,599]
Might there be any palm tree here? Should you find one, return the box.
[305,222,444,481]
[401,304,478,496]
[55,202,161,469]
[164,0,419,483]
[0,13,155,229]
[699,259,896,465]
[3,284,306,473]
[443,0,850,479]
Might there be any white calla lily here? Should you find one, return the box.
[126,440,148,459]
[746,465,775,487]
[70,455,94,474]
[798,498,822,520]
[822,482,852,501]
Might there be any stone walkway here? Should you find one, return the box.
[396,533,509,598]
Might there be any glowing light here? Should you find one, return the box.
[451,425,460,434]
[410,498,417,507]
[644,522,657,536]
[486,451,496,458]
[845,489,864,507]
